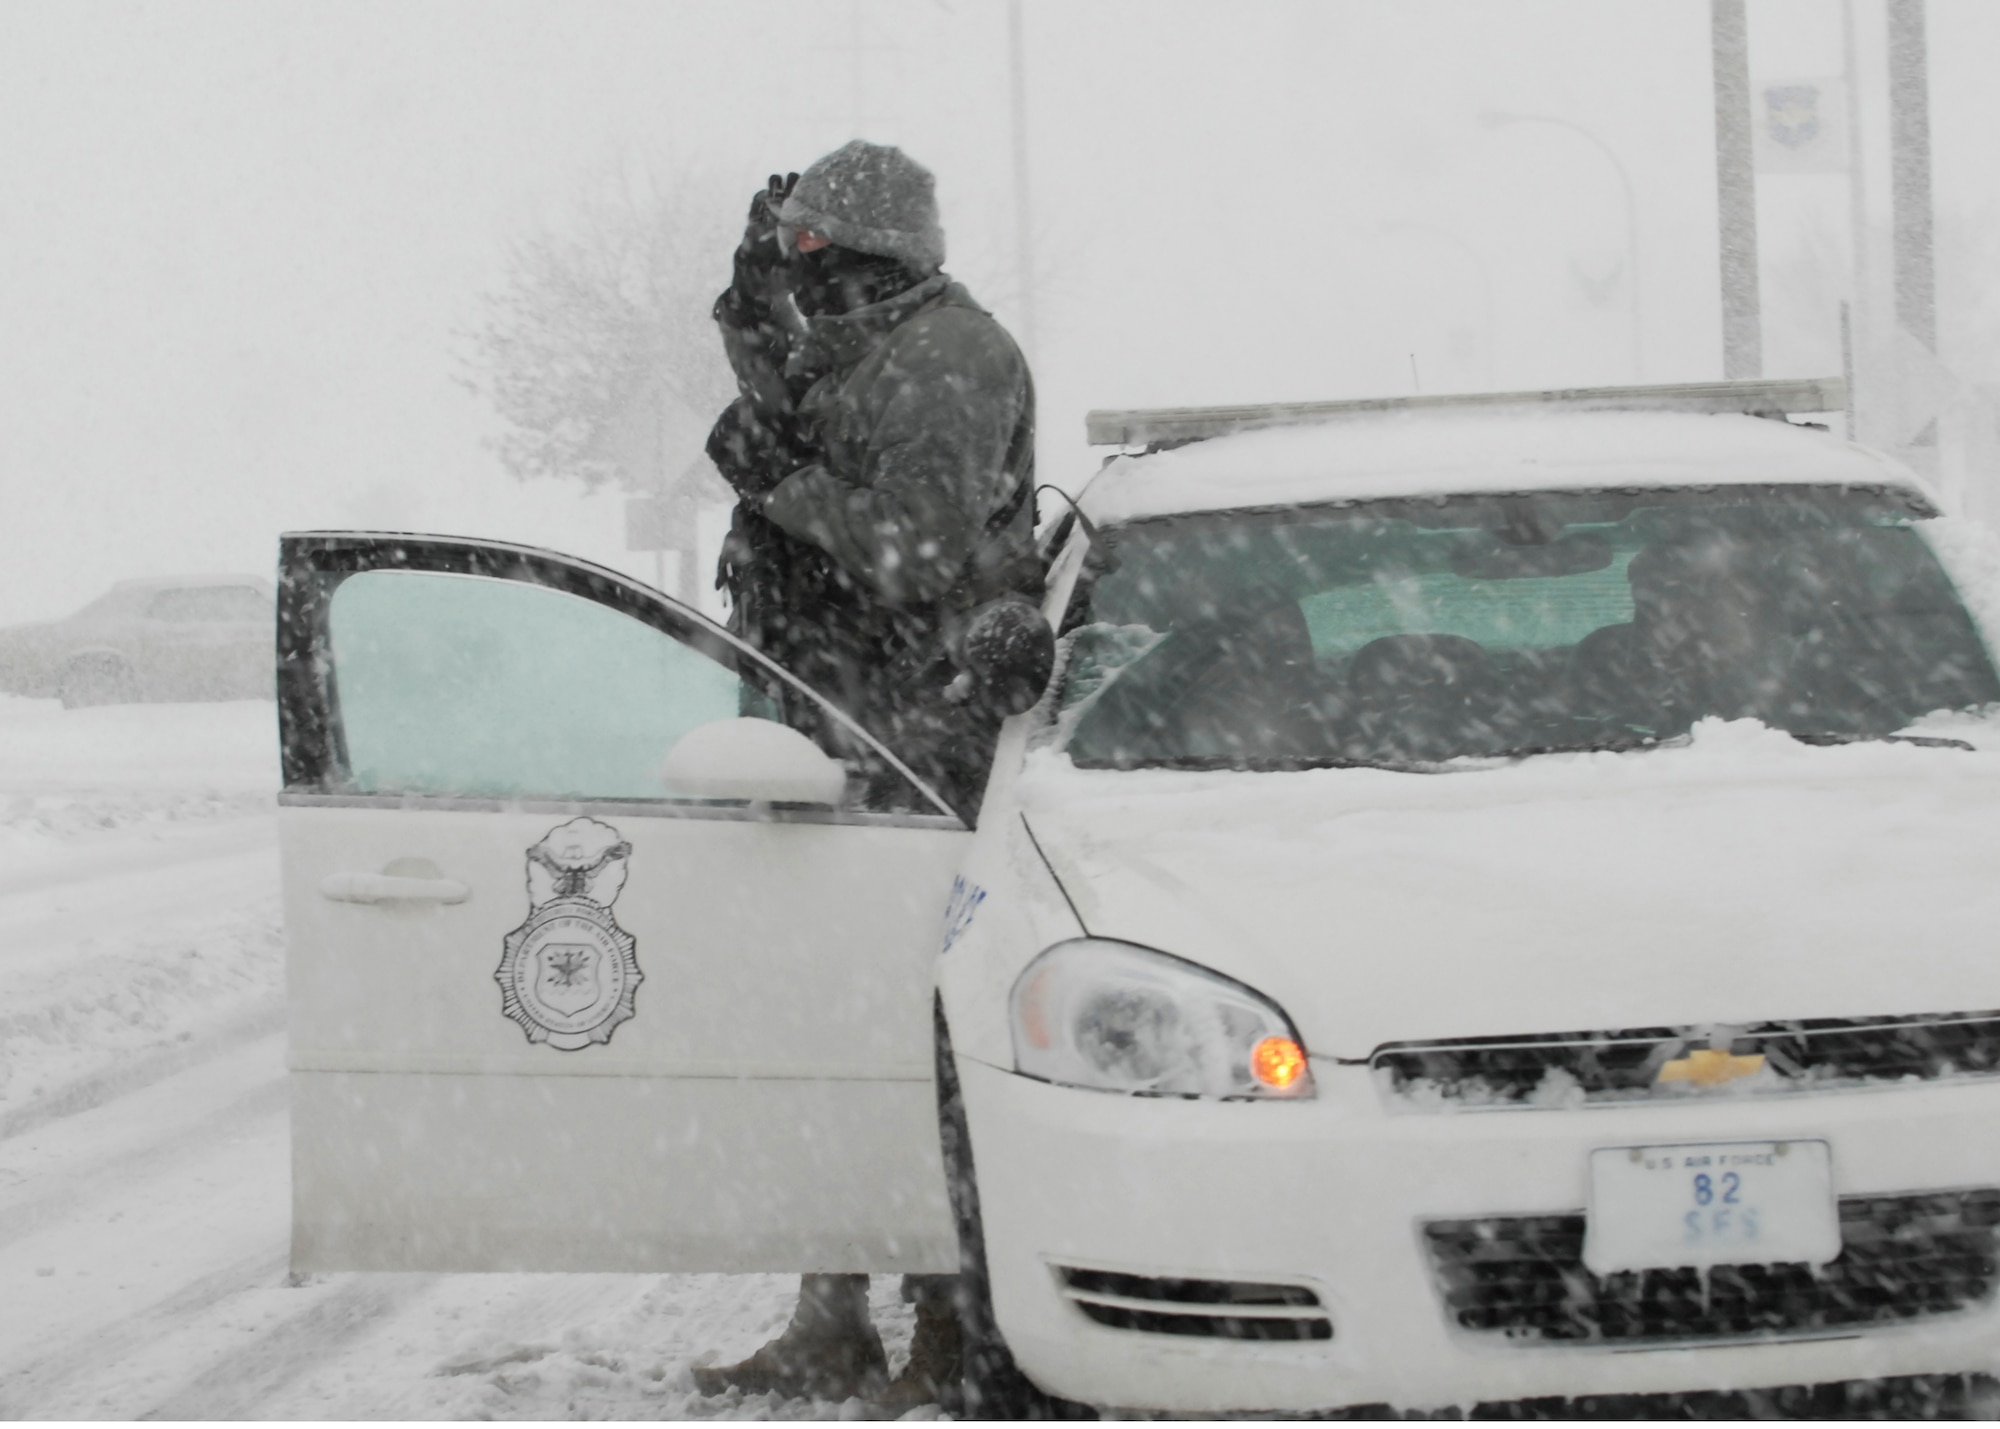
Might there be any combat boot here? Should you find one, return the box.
[691,1273,887,1401]
[875,1274,965,1414]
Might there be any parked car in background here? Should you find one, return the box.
[0,576,275,707]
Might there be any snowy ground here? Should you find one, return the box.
[0,696,926,1420]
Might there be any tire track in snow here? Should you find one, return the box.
[0,1013,398,1422]
[0,997,284,1144]
[124,1273,665,1420]
[0,1039,287,1250]
[0,811,272,901]
[136,1274,440,1421]
[0,1035,290,1416]
[242,1272,706,1420]
[0,839,277,979]
[0,1246,289,1419]
[0,816,282,1133]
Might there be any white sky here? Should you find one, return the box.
[2,0,1997,624]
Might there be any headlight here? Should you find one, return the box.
[1009,939,1313,1099]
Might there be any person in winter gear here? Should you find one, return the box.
[692,142,1036,1409]
[706,140,1040,817]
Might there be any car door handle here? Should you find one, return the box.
[319,872,471,905]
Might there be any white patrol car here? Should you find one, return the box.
[281,377,2000,1416]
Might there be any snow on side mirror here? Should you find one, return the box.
[659,717,847,806]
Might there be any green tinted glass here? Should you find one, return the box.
[1301,553,1637,656]
[329,571,746,798]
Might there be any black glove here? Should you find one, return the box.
[706,397,809,502]
[714,172,806,420]
[727,172,799,315]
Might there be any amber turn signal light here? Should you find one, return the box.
[1251,1035,1308,1090]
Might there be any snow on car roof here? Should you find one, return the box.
[1076,407,1928,526]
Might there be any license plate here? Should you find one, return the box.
[1582,1139,1839,1276]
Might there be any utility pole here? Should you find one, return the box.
[1842,0,1871,441]
[849,0,866,136]
[1887,0,1938,452]
[1711,0,1762,379]
[1007,0,1037,359]
[820,0,899,139]
[1887,0,1936,355]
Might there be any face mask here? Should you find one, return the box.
[789,245,923,316]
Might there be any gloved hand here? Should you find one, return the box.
[715,172,805,419]
[730,172,799,305]
[706,398,810,501]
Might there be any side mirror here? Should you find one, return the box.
[660,718,847,806]
[957,598,1056,717]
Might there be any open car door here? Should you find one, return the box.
[278,533,967,1274]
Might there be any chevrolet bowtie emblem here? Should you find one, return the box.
[1656,1048,1767,1087]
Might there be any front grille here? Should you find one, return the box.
[1056,1266,1332,1341]
[1424,1188,2000,1345]
[1374,1009,2000,1111]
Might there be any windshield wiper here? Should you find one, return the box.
[1092,736,1676,773]
[1788,731,1974,751]
[1491,730,1977,759]
[1478,734,1676,761]
[1073,753,1433,774]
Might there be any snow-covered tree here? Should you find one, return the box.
[460,166,737,491]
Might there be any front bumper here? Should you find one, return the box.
[957,1054,2000,1415]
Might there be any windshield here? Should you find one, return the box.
[1051,485,2000,770]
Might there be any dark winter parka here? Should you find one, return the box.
[706,156,1037,814]
[767,273,1037,626]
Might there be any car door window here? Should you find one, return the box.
[328,570,761,800]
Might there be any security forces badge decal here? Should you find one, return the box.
[497,817,643,1050]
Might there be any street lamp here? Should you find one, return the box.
[1382,221,1498,389]
[1480,110,1645,383]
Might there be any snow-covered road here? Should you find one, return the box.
[0,698,927,1420]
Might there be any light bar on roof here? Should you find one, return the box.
[1084,376,1847,448]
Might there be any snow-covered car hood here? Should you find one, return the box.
[1016,719,2000,1060]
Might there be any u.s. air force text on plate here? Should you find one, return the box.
[1583,1139,1839,1276]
